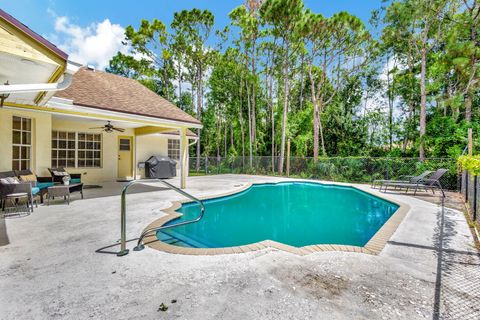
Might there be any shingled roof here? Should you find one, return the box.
[55,67,201,125]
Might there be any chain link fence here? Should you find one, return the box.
[461,171,479,224]
[189,156,459,191]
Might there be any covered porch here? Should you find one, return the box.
[0,104,197,188]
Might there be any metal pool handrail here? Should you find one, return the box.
[117,179,205,256]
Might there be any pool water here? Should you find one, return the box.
[157,182,399,248]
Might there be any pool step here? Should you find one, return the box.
[157,231,199,248]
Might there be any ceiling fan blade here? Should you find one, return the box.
[89,127,105,129]
[113,127,125,132]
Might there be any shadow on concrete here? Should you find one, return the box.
[0,217,9,246]
[0,210,31,247]
[95,238,139,255]
[82,182,171,199]
[388,199,480,319]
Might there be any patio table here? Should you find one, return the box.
[47,183,84,205]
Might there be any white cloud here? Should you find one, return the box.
[51,14,129,70]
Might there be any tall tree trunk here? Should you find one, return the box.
[177,62,182,100]
[251,84,256,151]
[419,46,427,161]
[402,104,415,153]
[299,52,305,110]
[163,65,169,101]
[230,124,234,151]
[224,118,227,157]
[269,73,275,173]
[251,42,257,150]
[196,68,202,171]
[216,107,220,158]
[465,92,472,122]
[308,69,320,160]
[239,76,246,169]
[278,44,289,174]
[246,80,253,167]
[318,98,326,157]
[386,55,394,151]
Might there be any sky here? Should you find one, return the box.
[1,0,383,70]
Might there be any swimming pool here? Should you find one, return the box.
[156,182,399,249]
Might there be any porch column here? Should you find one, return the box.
[180,127,188,189]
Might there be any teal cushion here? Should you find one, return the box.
[37,182,54,190]
[31,187,40,195]
[71,178,81,184]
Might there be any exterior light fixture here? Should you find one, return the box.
[0,81,10,108]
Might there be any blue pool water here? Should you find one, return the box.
[157,182,399,248]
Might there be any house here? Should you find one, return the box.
[0,9,201,188]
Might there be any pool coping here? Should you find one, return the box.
[143,180,411,256]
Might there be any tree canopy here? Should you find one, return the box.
[107,0,480,172]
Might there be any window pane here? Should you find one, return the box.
[68,150,75,158]
[78,141,85,149]
[12,146,20,159]
[59,131,66,139]
[52,140,58,148]
[21,160,28,170]
[13,117,22,130]
[22,118,31,132]
[94,159,101,167]
[68,141,75,149]
[67,159,75,167]
[22,132,31,145]
[59,140,67,148]
[12,160,19,171]
[58,160,66,167]
[21,146,29,159]
[12,131,21,144]
[68,132,75,140]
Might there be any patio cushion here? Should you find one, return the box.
[19,174,37,182]
[71,178,81,184]
[37,182,54,190]
[0,177,20,184]
[52,170,69,176]
[32,187,40,195]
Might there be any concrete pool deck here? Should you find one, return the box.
[1,174,479,319]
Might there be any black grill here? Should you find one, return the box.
[144,156,177,179]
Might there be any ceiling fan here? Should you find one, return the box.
[90,121,125,133]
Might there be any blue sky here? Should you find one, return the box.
[1,0,383,69]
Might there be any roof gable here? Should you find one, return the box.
[54,68,200,125]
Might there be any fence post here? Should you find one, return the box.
[473,175,478,222]
[466,171,469,202]
[205,156,208,175]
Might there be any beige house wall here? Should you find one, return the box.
[51,118,135,183]
[135,134,184,179]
